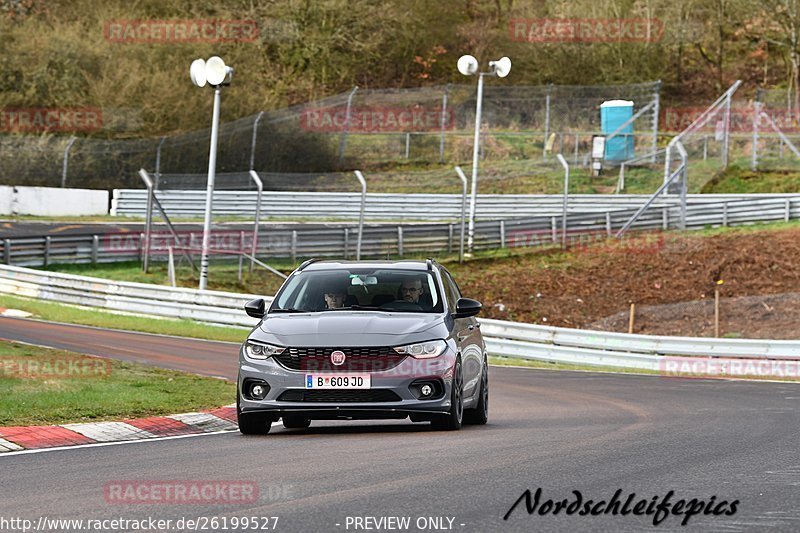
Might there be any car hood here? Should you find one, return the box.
[255,312,444,346]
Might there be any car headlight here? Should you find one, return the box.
[393,339,447,359]
[244,341,285,360]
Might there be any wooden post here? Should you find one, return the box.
[628,303,635,334]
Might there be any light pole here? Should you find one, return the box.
[458,55,511,255]
[190,56,234,290]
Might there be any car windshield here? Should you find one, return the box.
[272,268,443,313]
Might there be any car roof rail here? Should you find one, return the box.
[426,258,435,271]
[297,258,320,271]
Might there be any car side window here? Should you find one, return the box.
[439,270,460,313]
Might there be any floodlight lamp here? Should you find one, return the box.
[457,55,479,76]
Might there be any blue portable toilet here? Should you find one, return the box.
[600,100,634,162]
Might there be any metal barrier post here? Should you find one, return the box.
[439,84,450,163]
[353,170,367,260]
[2,239,9,265]
[155,136,166,189]
[43,236,51,267]
[91,235,99,264]
[61,136,76,188]
[543,85,551,160]
[140,169,155,272]
[556,154,569,249]
[454,166,468,263]
[397,226,403,257]
[751,101,760,171]
[249,111,264,171]
[248,170,263,273]
[338,86,358,163]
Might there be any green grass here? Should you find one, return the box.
[488,355,660,375]
[0,340,235,426]
[0,294,248,343]
[701,163,800,193]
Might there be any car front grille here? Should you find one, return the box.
[277,389,402,403]
[273,346,406,372]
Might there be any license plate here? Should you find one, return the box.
[305,374,371,389]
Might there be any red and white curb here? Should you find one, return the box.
[0,405,237,453]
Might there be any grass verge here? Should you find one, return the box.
[0,340,235,426]
[0,294,248,344]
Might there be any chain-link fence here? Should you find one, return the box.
[0,81,661,189]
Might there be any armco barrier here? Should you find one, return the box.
[2,264,800,370]
[110,190,800,222]
[3,195,800,267]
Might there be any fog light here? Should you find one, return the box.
[420,384,433,397]
[250,383,267,400]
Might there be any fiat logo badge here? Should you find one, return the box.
[330,350,346,366]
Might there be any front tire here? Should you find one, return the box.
[464,357,488,425]
[237,397,272,435]
[431,359,463,431]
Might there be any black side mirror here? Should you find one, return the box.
[245,298,266,319]
[453,297,481,318]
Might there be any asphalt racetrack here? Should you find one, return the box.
[1,317,798,532]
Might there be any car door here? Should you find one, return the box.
[440,268,483,400]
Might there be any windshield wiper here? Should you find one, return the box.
[270,308,311,313]
[324,305,383,311]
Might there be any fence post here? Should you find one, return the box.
[154,136,166,189]
[722,203,728,227]
[722,89,733,168]
[338,86,358,163]
[448,224,453,253]
[291,230,297,262]
[439,84,450,163]
[343,227,349,259]
[140,170,155,273]
[238,230,245,282]
[61,136,77,188]
[605,212,612,236]
[3,239,10,264]
[397,226,404,257]
[353,170,367,260]
[499,220,505,248]
[573,133,579,165]
[43,236,51,267]
[703,135,708,160]
[543,84,552,160]
[248,170,263,273]
[556,154,569,249]
[454,166,468,263]
[249,111,265,171]
[405,133,410,159]
[650,81,661,163]
[662,208,669,230]
[551,216,557,243]
[786,198,791,222]
[91,235,99,264]
[751,100,760,171]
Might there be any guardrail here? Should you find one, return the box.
[2,264,800,370]
[3,195,799,267]
[110,190,796,221]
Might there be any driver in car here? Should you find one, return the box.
[399,278,425,304]
[323,286,348,309]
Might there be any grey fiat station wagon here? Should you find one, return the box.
[237,259,487,434]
